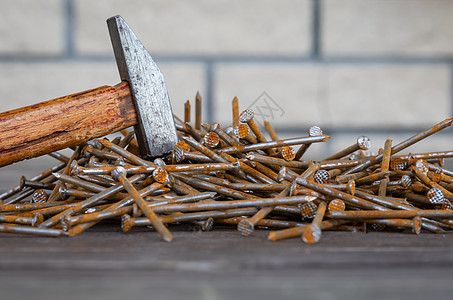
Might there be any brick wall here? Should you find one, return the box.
[0,0,452,186]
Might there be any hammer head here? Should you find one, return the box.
[107,15,178,158]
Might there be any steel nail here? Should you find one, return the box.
[323,136,371,161]
[20,176,56,191]
[232,97,239,128]
[237,185,291,236]
[294,126,323,161]
[302,200,327,244]
[195,91,202,130]
[184,100,191,123]
[112,167,173,242]
[268,219,347,242]
[239,109,268,144]
[343,119,453,175]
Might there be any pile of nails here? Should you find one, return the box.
[1,93,453,244]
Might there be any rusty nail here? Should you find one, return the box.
[239,109,267,143]
[184,100,191,123]
[195,91,202,130]
[112,167,173,242]
[232,97,239,128]
[302,201,327,244]
[294,126,323,161]
[323,136,371,161]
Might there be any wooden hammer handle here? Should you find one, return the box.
[0,82,137,167]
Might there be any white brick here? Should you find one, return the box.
[326,65,451,128]
[0,62,119,111]
[75,0,311,56]
[322,0,453,57]
[0,0,64,55]
[214,63,322,128]
[159,63,207,122]
[214,63,451,129]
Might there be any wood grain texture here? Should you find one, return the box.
[0,229,452,300]
[0,82,137,167]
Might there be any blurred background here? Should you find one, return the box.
[0,0,452,187]
[1,2,453,299]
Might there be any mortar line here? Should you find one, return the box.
[146,55,453,65]
[311,0,321,58]
[64,0,76,58]
[1,54,453,65]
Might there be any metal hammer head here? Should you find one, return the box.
[107,15,178,158]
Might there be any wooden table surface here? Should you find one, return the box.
[1,224,453,300]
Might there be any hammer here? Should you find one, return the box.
[0,15,178,167]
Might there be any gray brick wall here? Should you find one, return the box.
[322,0,453,57]
[0,0,452,186]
